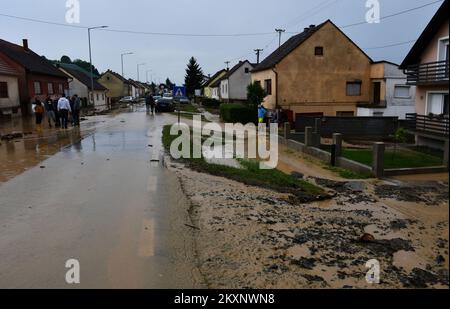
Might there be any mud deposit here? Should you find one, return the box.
[169,162,449,289]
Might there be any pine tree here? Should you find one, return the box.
[184,57,204,97]
[165,78,174,90]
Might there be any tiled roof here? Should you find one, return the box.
[103,70,129,83]
[0,38,68,78]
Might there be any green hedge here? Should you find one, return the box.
[202,98,221,107]
[220,103,257,124]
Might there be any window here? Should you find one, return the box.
[264,79,272,95]
[315,46,324,56]
[373,112,384,117]
[427,92,449,115]
[34,81,42,95]
[346,81,361,96]
[102,94,105,100]
[336,111,354,117]
[58,83,63,94]
[0,82,8,98]
[96,93,99,101]
[394,85,411,98]
[47,83,54,95]
[245,68,250,73]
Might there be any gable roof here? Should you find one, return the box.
[60,66,106,91]
[0,38,68,78]
[102,70,129,83]
[0,56,19,76]
[253,20,372,72]
[400,0,449,68]
[222,60,253,80]
[204,69,227,87]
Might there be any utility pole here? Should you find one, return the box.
[254,49,263,64]
[275,29,286,48]
[121,52,133,78]
[88,26,108,105]
[224,61,230,70]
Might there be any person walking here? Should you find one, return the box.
[258,104,267,124]
[34,98,45,133]
[44,96,56,128]
[57,94,71,129]
[72,94,81,127]
[53,97,61,128]
[145,93,155,115]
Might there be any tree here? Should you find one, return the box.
[165,78,174,90]
[184,57,204,97]
[60,55,72,64]
[391,127,408,160]
[247,82,266,107]
[72,59,100,77]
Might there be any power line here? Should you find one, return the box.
[283,0,339,30]
[363,39,416,50]
[0,12,275,37]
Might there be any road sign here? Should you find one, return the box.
[173,86,186,98]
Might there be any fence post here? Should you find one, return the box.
[305,127,313,147]
[372,142,385,178]
[332,133,343,157]
[444,139,449,169]
[283,122,291,142]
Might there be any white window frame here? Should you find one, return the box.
[393,85,411,99]
[437,36,449,62]
[425,90,449,115]
[34,81,42,95]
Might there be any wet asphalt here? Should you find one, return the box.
[0,108,203,288]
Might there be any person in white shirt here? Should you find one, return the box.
[57,95,71,129]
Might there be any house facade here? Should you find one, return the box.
[0,56,20,117]
[98,70,131,102]
[219,61,254,102]
[58,64,108,111]
[0,38,69,116]
[203,69,227,99]
[357,61,416,119]
[251,20,373,119]
[400,0,449,150]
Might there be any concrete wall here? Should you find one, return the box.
[251,69,277,109]
[0,74,20,111]
[228,62,253,101]
[275,21,372,118]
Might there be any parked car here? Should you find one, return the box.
[174,96,190,104]
[119,96,136,104]
[152,95,162,103]
[155,98,175,112]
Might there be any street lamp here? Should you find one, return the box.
[88,25,108,105]
[121,52,133,78]
[137,63,146,81]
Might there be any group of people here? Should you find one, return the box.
[258,105,288,126]
[33,94,82,132]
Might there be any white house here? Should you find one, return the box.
[59,64,108,111]
[0,56,20,117]
[357,61,416,119]
[219,60,254,102]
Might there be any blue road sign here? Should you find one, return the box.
[173,86,186,98]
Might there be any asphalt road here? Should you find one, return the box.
[0,109,204,288]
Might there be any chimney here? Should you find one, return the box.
[22,39,29,51]
[309,24,316,29]
[304,27,309,33]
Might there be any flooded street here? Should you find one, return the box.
[0,108,204,288]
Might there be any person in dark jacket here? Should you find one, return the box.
[44,96,56,128]
[145,93,155,115]
[72,94,81,127]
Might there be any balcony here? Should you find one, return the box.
[404,113,449,138]
[404,60,449,86]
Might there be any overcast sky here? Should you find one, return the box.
[0,0,443,84]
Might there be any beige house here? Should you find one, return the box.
[98,70,131,102]
[252,20,373,119]
[400,0,449,150]
[203,69,227,99]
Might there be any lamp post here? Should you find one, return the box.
[121,52,133,78]
[88,25,108,105]
[137,63,146,82]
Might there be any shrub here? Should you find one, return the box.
[220,103,257,124]
[202,98,221,107]
[247,82,266,107]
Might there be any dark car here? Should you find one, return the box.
[155,98,175,112]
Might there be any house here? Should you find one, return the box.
[58,63,108,111]
[98,70,132,102]
[251,20,373,119]
[0,56,20,117]
[0,38,69,116]
[357,61,416,119]
[128,79,145,98]
[219,61,255,102]
[400,0,449,150]
[203,69,227,99]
